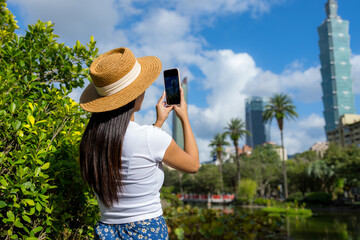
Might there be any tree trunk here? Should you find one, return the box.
[280,130,289,199]
[178,172,183,196]
[218,151,225,200]
[234,143,241,193]
[259,184,265,198]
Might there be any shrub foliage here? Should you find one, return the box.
[0,1,99,238]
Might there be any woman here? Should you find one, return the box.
[79,47,199,239]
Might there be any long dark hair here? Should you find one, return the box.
[80,100,135,208]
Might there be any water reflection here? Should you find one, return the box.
[288,212,360,240]
[185,203,360,239]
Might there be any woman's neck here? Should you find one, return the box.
[131,113,135,121]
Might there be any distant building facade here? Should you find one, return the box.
[310,142,329,159]
[318,0,355,134]
[264,142,288,161]
[327,114,360,147]
[172,77,188,149]
[224,145,253,159]
[245,96,271,148]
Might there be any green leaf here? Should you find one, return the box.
[12,120,21,130]
[33,226,43,233]
[0,178,8,187]
[0,201,7,208]
[36,202,42,212]
[41,162,50,170]
[45,207,52,214]
[26,238,38,240]
[22,214,31,223]
[175,228,185,240]
[24,199,35,206]
[10,234,18,239]
[35,167,41,177]
[14,218,24,228]
[10,102,16,113]
[7,211,15,222]
[28,207,35,215]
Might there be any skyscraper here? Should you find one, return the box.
[245,96,271,148]
[318,0,355,134]
[172,77,188,149]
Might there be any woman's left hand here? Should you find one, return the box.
[154,91,173,128]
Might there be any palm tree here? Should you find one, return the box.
[263,93,298,199]
[209,133,230,195]
[224,118,250,187]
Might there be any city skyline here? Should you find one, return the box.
[7,0,360,162]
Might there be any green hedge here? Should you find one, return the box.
[303,192,332,205]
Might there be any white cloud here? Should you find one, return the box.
[10,0,127,49]
[196,137,214,163]
[129,9,204,69]
[298,113,325,129]
[187,50,258,141]
[246,61,322,102]
[174,0,285,18]
[269,114,326,155]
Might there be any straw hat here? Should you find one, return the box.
[80,47,162,112]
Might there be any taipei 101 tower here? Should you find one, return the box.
[318,0,355,134]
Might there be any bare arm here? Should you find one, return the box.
[160,87,199,173]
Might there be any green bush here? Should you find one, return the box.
[286,192,304,202]
[236,179,257,204]
[261,207,312,217]
[303,192,332,205]
[0,2,99,238]
[253,198,276,206]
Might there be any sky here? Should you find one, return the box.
[7,0,360,162]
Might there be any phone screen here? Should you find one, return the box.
[164,68,180,105]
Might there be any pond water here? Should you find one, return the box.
[207,204,360,239]
[286,210,360,240]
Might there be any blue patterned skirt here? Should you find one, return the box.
[94,216,169,240]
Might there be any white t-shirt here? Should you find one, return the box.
[97,121,172,224]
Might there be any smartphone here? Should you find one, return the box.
[163,68,181,105]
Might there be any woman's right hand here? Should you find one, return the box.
[174,87,188,122]
[154,91,173,128]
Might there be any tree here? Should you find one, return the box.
[263,93,298,199]
[287,151,318,195]
[222,161,237,193]
[244,145,282,198]
[307,160,336,193]
[209,133,230,195]
[224,118,250,188]
[0,1,99,238]
[194,164,221,194]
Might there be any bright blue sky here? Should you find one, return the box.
[7,0,360,161]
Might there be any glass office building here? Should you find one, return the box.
[172,78,188,149]
[245,96,271,148]
[318,0,355,133]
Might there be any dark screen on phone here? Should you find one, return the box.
[164,70,180,105]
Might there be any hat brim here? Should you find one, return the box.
[80,56,162,113]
